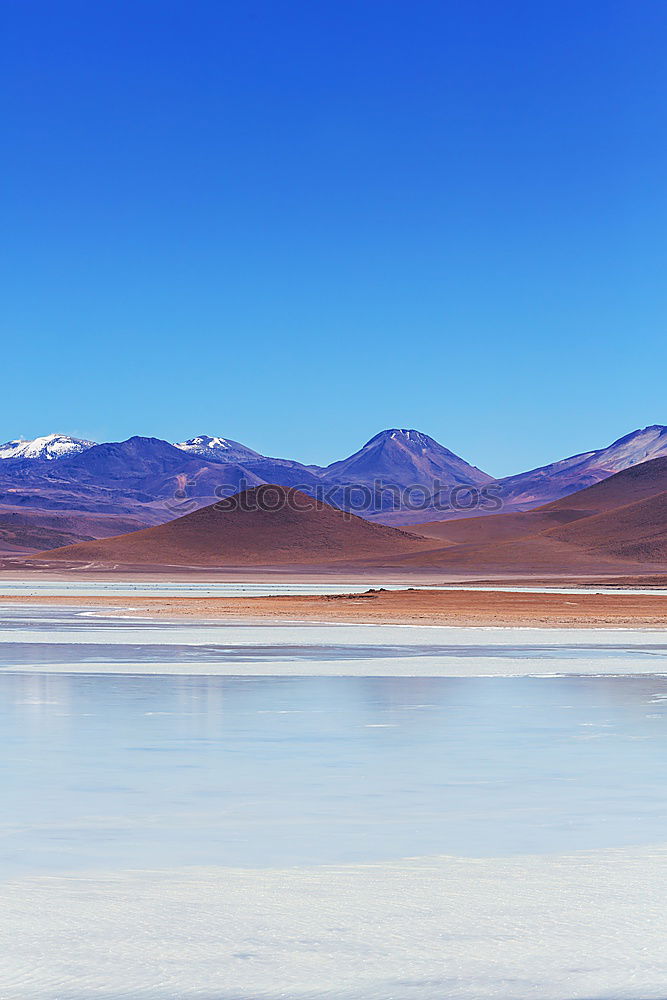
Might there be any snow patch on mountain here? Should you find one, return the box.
[173,435,262,463]
[0,434,96,461]
[594,424,667,471]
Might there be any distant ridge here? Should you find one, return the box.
[492,424,667,510]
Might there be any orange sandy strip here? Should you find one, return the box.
[1,589,667,628]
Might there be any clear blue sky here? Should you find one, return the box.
[2,0,666,476]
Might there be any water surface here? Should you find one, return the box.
[3,637,667,875]
[3,601,667,999]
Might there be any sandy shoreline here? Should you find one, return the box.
[2,587,667,628]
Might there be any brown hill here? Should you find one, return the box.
[411,508,583,546]
[411,457,667,543]
[33,485,433,568]
[399,458,667,575]
[0,508,156,555]
[540,456,667,514]
[547,491,667,562]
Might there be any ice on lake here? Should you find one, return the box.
[2,602,667,998]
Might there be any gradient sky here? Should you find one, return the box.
[2,0,666,476]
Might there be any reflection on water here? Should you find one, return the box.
[2,670,667,876]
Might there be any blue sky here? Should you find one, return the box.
[2,0,666,476]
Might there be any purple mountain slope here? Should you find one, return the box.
[372,425,667,526]
[172,435,323,489]
[240,457,322,490]
[0,438,262,517]
[0,437,322,544]
[50,436,243,484]
[323,429,492,487]
[493,425,667,511]
[319,429,492,512]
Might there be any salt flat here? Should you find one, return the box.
[3,847,667,1000]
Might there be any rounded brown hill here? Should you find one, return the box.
[35,486,433,568]
[409,457,667,546]
[387,458,667,575]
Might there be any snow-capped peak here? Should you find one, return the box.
[173,435,262,463]
[324,428,492,487]
[0,433,96,461]
[364,428,457,456]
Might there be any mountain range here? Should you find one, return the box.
[24,459,667,576]
[1,424,667,554]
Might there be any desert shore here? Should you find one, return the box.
[3,586,667,628]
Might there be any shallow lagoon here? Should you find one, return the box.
[2,602,667,998]
[2,604,667,876]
